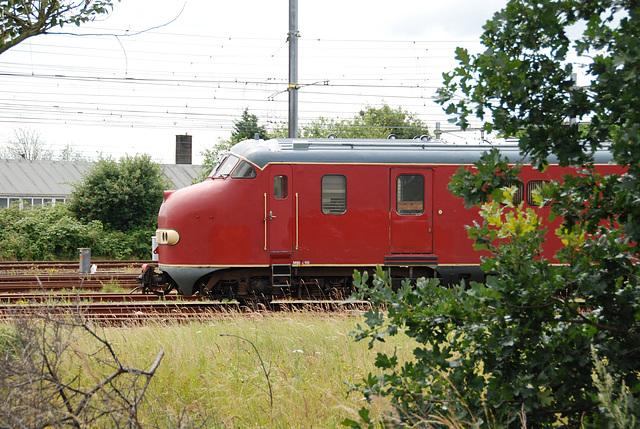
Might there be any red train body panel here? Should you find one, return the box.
[148,138,618,298]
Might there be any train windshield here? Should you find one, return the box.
[231,161,257,178]
[211,155,239,178]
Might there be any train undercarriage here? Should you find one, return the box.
[134,264,439,302]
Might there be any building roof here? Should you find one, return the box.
[0,159,201,198]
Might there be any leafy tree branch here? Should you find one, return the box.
[0,0,120,55]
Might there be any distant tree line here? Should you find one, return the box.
[0,127,90,161]
[195,104,431,182]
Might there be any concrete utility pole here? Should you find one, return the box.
[288,0,299,138]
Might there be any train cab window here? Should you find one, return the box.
[396,174,424,215]
[274,175,288,199]
[526,180,550,206]
[322,175,346,214]
[212,155,239,178]
[231,161,257,178]
[208,161,221,177]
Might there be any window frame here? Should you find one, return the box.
[396,174,425,216]
[231,160,257,179]
[211,155,239,178]
[321,174,347,215]
[526,180,550,206]
[273,175,289,199]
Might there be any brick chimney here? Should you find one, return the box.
[175,135,192,164]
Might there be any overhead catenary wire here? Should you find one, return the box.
[0,28,496,159]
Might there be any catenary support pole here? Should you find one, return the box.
[288,0,299,138]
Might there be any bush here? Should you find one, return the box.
[0,309,165,427]
[0,204,153,260]
[67,154,170,232]
[347,189,640,427]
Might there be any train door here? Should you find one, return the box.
[389,168,433,253]
[267,165,294,253]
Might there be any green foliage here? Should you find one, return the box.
[0,203,99,260]
[194,142,234,184]
[0,325,20,359]
[67,154,170,232]
[448,149,522,207]
[0,203,149,260]
[276,116,355,138]
[273,104,430,139]
[231,108,269,143]
[0,0,120,54]
[591,347,638,429]
[197,104,430,183]
[355,104,430,139]
[436,0,640,176]
[336,0,640,425]
[348,191,640,426]
[194,108,269,183]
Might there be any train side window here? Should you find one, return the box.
[501,182,524,206]
[322,175,346,214]
[526,180,550,206]
[274,175,288,199]
[231,161,257,178]
[396,174,424,215]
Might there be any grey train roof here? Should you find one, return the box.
[230,138,614,169]
[0,159,201,198]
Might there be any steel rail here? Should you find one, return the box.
[0,273,141,292]
[0,300,370,324]
[0,260,155,273]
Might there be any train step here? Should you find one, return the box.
[271,264,292,287]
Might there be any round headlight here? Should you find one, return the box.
[156,229,180,245]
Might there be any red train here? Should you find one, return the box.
[137,138,617,300]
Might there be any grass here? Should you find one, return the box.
[99,277,126,293]
[88,310,415,427]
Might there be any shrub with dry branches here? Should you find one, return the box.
[0,307,163,428]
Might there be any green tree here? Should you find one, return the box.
[348,0,640,426]
[67,154,170,232]
[195,108,269,183]
[231,107,268,143]
[273,104,430,139]
[354,104,430,139]
[295,116,354,138]
[0,0,120,54]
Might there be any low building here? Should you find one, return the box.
[0,159,202,209]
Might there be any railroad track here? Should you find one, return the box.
[0,261,370,323]
[0,260,155,274]
[0,273,142,292]
[0,301,237,323]
[0,292,199,303]
[0,299,368,324]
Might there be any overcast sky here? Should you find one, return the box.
[0,0,509,164]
